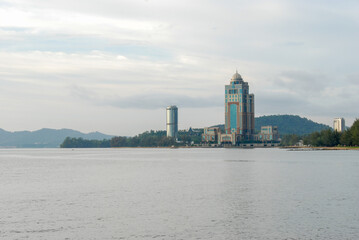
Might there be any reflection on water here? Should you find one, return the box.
[0,148,358,239]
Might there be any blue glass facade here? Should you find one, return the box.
[225,71,255,142]
[230,104,237,132]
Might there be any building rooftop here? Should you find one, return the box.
[166,105,178,109]
[230,70,243,83]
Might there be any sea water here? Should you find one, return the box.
[0,148,358,239]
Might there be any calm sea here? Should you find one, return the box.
[0,148,358,239]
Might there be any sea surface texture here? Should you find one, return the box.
[0,148,358,239]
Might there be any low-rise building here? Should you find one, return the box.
[256,125,279,142]
[202,127,220,144]
[219,133,236,145]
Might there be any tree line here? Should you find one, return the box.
[60,128,203,148]
[280,119,359,147]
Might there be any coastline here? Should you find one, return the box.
[281,146,359,151]
[65,145,359,150]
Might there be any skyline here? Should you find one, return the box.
[1,0,358,136]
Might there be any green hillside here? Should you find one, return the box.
[255,115,330,135]
[213,115,330,136]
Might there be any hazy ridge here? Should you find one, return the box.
[0,128,113,148]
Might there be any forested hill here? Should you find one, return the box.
[255,115,330,135]
[0,128,113,148]
[213,115,330,136]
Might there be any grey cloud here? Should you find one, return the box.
[69,84,222,109]
[269,71,359,118]
[0,1,12,7]
[4,1,359,74]
[256,93,311,115]
[107,94,222,109]
[106,93,224,109]
[70,85,95,102]
[275,70,329,93]
[1,0,359,133]
[256,89,359,119]
[0,27,32,32]
[277,41,305,47]
[346,74,359,85]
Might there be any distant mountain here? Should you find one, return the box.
[212,114,331,136]
[0,128,113,148]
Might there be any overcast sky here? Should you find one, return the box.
[0,0,358,135]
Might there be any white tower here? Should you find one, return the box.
[166,106,178,138]
[333,118,345,132]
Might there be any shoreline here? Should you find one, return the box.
[281,146,359,151]
[110,145,359,150]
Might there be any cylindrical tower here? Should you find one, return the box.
[166,106,178,139]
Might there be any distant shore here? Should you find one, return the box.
[281,146,359,151]
[70,145,359,150]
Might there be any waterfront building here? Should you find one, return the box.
[256,125,279,142]
[166,106,178,138]
[333,118,345,132]
[202,127,220,144]
[219,133,236,145]
[224,71,255,143]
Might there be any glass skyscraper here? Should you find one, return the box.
[225,71,255,142]
[166,105,178,139]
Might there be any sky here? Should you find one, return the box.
[0,0,358,136]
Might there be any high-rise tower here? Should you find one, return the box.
[166,106,178,138]
[333,118,345,132]
[224,71,255,142]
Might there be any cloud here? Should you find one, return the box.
[70,84,222,109]
[256,68,359,125]
[275,70,329,94]
[109,94,222,109]
[0,0,358,133]
[256,92,309,115]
